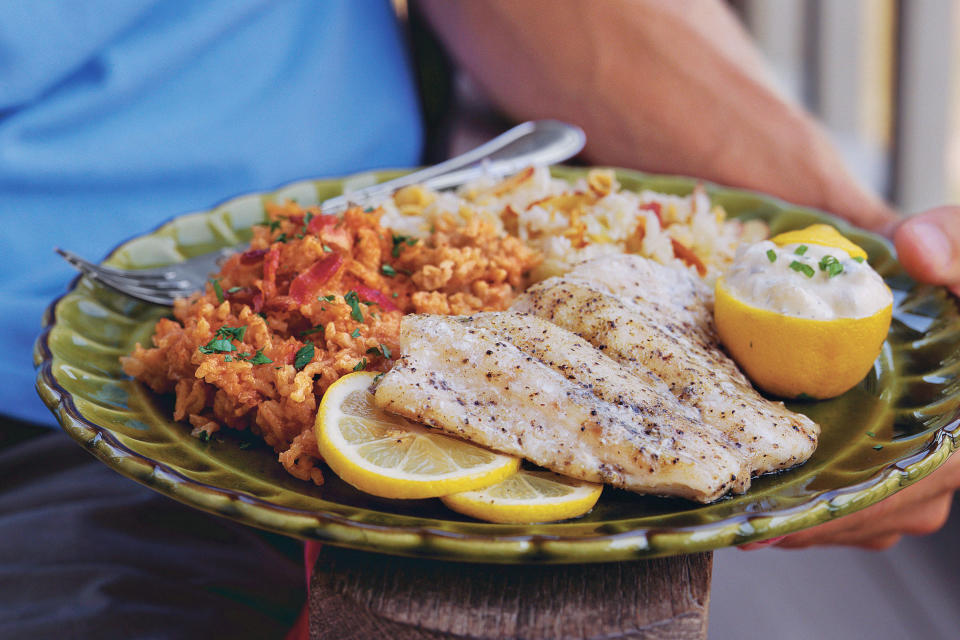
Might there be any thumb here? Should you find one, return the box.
[893,207,960,297]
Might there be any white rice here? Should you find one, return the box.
[379,167,767,282]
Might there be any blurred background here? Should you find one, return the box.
[732,0,958,215]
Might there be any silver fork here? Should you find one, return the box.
[57,120,585,306]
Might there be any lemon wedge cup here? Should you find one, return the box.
[714,278,892,399]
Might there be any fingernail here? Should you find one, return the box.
[905,221,953,275]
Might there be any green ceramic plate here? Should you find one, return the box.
[34,167,960,564]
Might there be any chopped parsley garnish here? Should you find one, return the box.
[766,249,777,263]
[294,342,315,370]
[872,444,884,450]
[322,244,332,253]
[372,372,385,384]
[853,256,865,263]
[866,431,876,437]
[361,300,376,306]
[247,349,273,365]
[259,219,282,231]
[818,255,844,277]
[364,206,374,213]
[320,294,337,302]
[215,325,247,342]
[275,233,288,243]
[353,358,367,371]
[197,430,211,442]
[350,328,361,338]
[789,260,815,278]
[381,264,397,277]
[300,325,325,337]
[210,278,225,304]
[344,290,365,322]
[199,338,235,354]
[227,286,243,294]
[391,234,418,257]
[391,292,399,298]
[366,343,392,359]
[224,355,233,362]
[794,245,809,256]
[257,312,267,319]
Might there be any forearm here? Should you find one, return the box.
[419,0,896,230]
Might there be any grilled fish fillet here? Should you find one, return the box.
[374,312,750,502]
[511,255,819,475]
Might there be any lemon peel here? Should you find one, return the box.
[715,278,891,399]
[771,224,868,260]
[441,469,602,524]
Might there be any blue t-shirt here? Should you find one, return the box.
[1,0,424,424]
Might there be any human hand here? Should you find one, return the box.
[892,207,960,298]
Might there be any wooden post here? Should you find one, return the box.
[309,547,712,639]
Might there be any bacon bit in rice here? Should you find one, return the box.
[670,238,707,277]
[121,202,541,485]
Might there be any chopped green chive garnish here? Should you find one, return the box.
[873,444,884,450]
[391,292,399,298]
[197,430,211,442]
[353,358,367,371]
[372,372,385,384]
[818,255,844,277]
[248,349,273,365]
[350,328,361,338]
[224,355,233,362]
[257,312,267,319]
[344,290,364,322]
[294,342,315,370]
[320,294,337,302]
[227,286,243,294]
[210,279,225,304]
[275,233,288,243]
[381,264,397,277]
[364,206,374,213]
[300,325,325,337]
[789,260,815,278]
[322,244,332,253]
[794,245,808,256]
[853,256,865,263]
[766,249,777,263]
[866,431,876,437]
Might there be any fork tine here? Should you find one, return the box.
[56,248,175,282]
[57,248,189,306]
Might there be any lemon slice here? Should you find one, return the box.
[316,372,520,499]
[771,224,868,260]
[441,469,603,524]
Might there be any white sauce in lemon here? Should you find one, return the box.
[723,241,892,320]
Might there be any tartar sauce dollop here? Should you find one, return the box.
[722,241,892,320]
